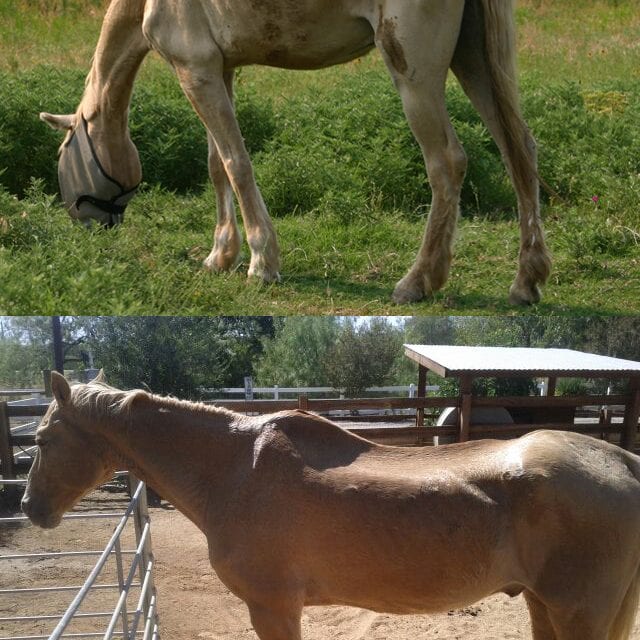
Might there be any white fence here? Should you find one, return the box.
[0,477,159,640]
[210,384,439,400]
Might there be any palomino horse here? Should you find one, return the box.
[22,372,640,639]
[40,0,551,305]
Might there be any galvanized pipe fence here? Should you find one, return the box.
[0,477,159,640]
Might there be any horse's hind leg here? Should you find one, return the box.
[526,591,610,640]
[374,1,467,303]
[450,2,551,304]
[203,72,243,273]
[524,591,556,640]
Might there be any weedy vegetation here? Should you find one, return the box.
[0,0,638,314]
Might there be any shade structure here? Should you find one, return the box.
[404,345,640,379]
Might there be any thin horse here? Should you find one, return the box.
[41,0,551,304]
[22,373,640,639]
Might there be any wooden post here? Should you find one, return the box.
[459,376,473,442]
[621,377,640,451]
[599,384,612,439]
[546,377,557,396]
[416,365,427,427]
[51,316,64,374]
[0,401,18,505]
[298,394,309,412]
[43,370,52,397]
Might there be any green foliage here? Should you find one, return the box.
[0,317,57,386]
[0,67,277,197]
[255,317,340,387]
[0,68,84,197]
[526,80,640,212]
[325,318,403,396]
[85,316,273,397]
[556,377,590,396]
[4,67,637,230]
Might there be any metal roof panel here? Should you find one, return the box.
[404,345,640,377]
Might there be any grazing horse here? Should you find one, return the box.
[22,372,640,639]
[40,0,551,304]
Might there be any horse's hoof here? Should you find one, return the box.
[203,253,234,273]
[247,265,281,284]
[391,275,427,304]
[508,283,542,306]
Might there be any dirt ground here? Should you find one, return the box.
[2,491,640,640]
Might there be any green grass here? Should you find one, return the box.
[0,0,638,314]
[1,180,637,314]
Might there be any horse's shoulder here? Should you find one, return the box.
[252,410,373,470]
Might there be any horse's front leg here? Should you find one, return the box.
[204,129,243,273]
[247,602,303,640]
[174,60,280,282]
[201,69,243,272]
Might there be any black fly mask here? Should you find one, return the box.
[58,117,139,227]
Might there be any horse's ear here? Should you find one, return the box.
[93,369,106,383]
[40,112,76,131]
[50,371,72,406]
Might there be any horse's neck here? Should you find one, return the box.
[104,396,245,533]
[80,0,149,129]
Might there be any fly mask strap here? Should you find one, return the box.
[59,116,139,227]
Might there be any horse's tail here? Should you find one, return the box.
[475,0,536,197]
[609,563,640,640]
[608,448,640,639]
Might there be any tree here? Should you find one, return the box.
[255,317,340,387]
[404,316,456,345]
[84,316,273,398]
[0,316,87,387]
[325,318,402,396]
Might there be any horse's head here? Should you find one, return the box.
[21,371,116,529]
[40,112,141,227]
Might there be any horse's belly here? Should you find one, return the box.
[205,5,376,69]
[304,568,508,615]
[297,487,517,613]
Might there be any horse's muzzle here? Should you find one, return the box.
[68,194,132,228]
[59,116,139,228]
[21,495,62,529]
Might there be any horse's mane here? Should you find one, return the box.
[70,381,238,422]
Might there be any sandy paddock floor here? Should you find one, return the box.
[2,491,640,640]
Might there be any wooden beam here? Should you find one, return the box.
[417,365,427,426]
[0,401,19,505]
[472,394,626,408]
[621,378,640,451]
[0,402,14,480]
[546,377,557,396]
[459,376,473,442]
[469,422,620,437]
[6,404,50,418]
